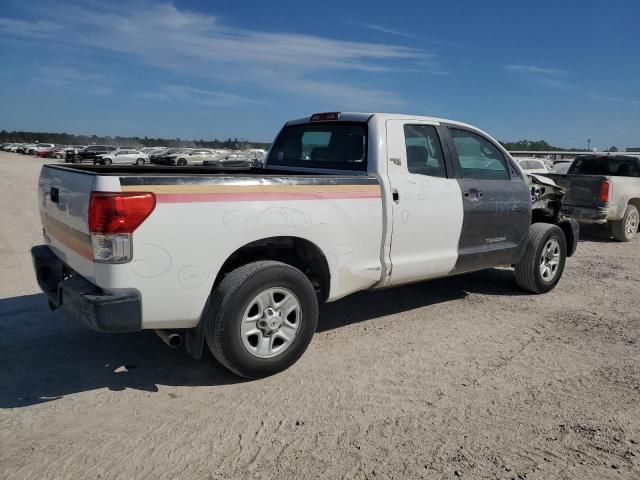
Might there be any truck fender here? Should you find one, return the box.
[184,236,332,359]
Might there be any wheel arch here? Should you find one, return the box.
[627,198,640,211]
[185,236,330,360]
[213,236,331,303]
[556,218,579,257]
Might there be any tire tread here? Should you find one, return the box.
[515,223,565,293]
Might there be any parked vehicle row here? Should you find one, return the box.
[149,147,264,168]
[1,142,266,168]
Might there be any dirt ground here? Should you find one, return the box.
[0,151,638,480]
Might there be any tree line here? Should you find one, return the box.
[1,129,631,153]
[0,130,271,150]
[499,139,627,152]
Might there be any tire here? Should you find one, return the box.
[611,204,638,242]
[204,261,319,379]
[55,153,62,159]
[73,155,82,163]
[177,158,187,166]
[102,158,112,166]
[515,223,567,294]
[136,158,145,165]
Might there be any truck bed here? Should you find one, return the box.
[49,164,369,178]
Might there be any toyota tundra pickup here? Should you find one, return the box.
[32,112,578,378]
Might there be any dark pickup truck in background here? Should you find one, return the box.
[545,154,640,241]
[65,145,117,163]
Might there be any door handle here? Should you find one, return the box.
[463,189,483,200]
[392,189,400,203]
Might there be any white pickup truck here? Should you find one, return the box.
[32,112,579,378]
[545,154,640,241]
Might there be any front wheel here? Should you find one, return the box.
[73,155,82,163]
[102,158,112,166]
[177,158,187,166]
[204,261,319,379]
[136,158,145,165]
[515,223,567,294]
[611,204,638,242]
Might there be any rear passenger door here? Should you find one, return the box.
[386,120,464,285]
[444,126,531,272]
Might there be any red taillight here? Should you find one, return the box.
[599,180,612,203]
[89,192,156,234]
[310,112,341,121]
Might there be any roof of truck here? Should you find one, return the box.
[286,112,478,130]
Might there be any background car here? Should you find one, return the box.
[33,144,56,157]
[515,157,549,174]
[149,147,183,164]
[98,149,149,165]
[203,151,261,168]
[551,160,574,175]
[17,144,37,154]
[171,149,224,166]
[66,145,117,163]
[47,146,68,159]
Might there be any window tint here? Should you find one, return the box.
[268,123,366,171]
[403,125,446,177]
[568,155,640,177]
[451,129,509,180]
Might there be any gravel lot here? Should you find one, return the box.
[0,151,638,480]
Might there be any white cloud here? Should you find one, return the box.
[36,66,114,95]
[0,2,431,107]
[135,84,265,106]
[504,64,566,76]
[587,93,640,106]
[504,64,573,89]
[345,20,462,49]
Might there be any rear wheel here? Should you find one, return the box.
[515,223,567,293]
[611,204,638,242]
[136,158,145,165]
[204,261,318,379]
[73,155,82,163]
[102,158,112,166]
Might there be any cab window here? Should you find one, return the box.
[403,124,446,178]
[268,123,366,171]
[450,128,509,180]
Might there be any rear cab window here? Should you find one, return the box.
[267,122,367,171]
[569,155,640,176]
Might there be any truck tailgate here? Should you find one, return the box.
[545,173,608,208]
[38,165,96,281]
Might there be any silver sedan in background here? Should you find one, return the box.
[98,149,149,165]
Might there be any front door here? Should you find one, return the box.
[444,126,531,272]
[385,119,464,285]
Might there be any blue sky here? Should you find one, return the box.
[0,0,638,149]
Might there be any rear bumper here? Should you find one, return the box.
[31,245,142,333]
[561,205,609,224]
